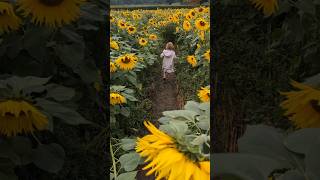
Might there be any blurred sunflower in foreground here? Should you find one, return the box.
[0,2,21,33]
[0,100,48,136]
[17,0,86,27]
[280,81,320,128]
[198,87,210,102]
[250,0,278,16]
[136,121,210,180]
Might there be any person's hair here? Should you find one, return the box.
[165,42,174,50]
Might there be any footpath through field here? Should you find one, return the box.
[136,50,181,180]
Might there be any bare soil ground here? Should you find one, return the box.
[136,71,180,180]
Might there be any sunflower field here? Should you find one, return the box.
[213,0,320,180]
[0,0,107,179]
[109,6,210,180]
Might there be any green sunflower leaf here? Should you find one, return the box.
[36,99,92,125]
[119,152,141,172]
[45,84,75,101]
[117,171,137,180]
[32,143,65,173]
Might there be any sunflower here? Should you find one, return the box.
[127,25,136,34]
[115,54,138,71]
[187,55,197,67]
[0,100,48,136]
[136,121,210,180]
[139,38,148,46]
[280,81,320,128]
[110,62,117,73]
[188,9,196,18]
[110,40,119,50]
[117,19,126,29]
[198,87,210,102]
[183,20,192,31]
[110,92,126,106]
[198,31,205,41]
[185,13,192,21]
[203,49,210,62]
[197,7,205,13]
[0,2,21,33]
[195,18,209,31]
[250,0,278,16]
[149,34,157,40]
[17,0,85,28]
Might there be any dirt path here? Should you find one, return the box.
[136,70,180,180]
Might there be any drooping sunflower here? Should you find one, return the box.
[187,55,197,67]
[183,20,192,31]
[127,25,136,34]
[0,2,21,33]
[250,0,278,16]
[139,38,148,46]
[17,0,85,28]
[136,121,210,180]
[203,49,210,62]
[110,92,126,106]
[110,40,119,50]
[195,18,209,31]
[115,54,138,71]
[198,87,210,102]
[280,81,320,128]
[0,100,48,136]
[149,34,157,41]
[110,62,117,73]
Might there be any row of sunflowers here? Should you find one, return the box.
[109,6,211,180]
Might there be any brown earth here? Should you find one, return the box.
[136,71,181,180]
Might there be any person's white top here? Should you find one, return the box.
[160,49,177,73]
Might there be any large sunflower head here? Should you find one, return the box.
[187,55,197,67]
[250,0,278,16]
[115,54,138,71]
[139,38,148,46]
[195,18,209,31]
[0,100,48,136]
[0,2,21,34]
[17,0,85,28]
[136,121,210,180]
[183,20,192,31]
[149,34,157,41]
[280,81,320,128]
[110,92,126,106]
[126,25,136,34]
[117,19,127,29]
[198,87,210,102]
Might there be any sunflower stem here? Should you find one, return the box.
[110,141,118,179]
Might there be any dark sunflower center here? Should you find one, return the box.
[199,8,203,12]
[129,27,134,31]
[206,93,210,96]
[121,57,131,64]
[200,21,206,26]
[310,100,320,113]
[191,12,195,16]
[142,40,145,42]
[39,0,64,6]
